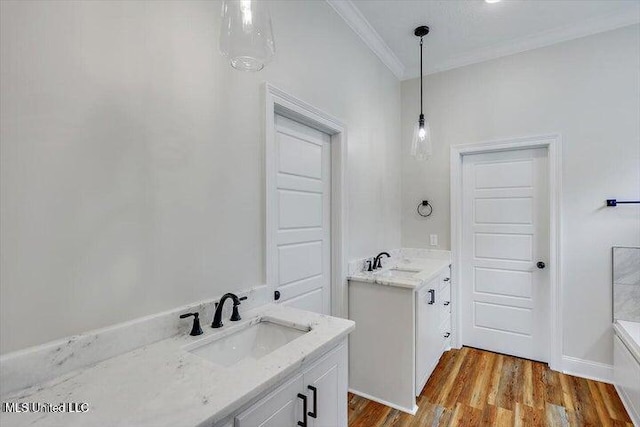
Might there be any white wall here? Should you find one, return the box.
[0,0,401,353]
[401,25,640,367]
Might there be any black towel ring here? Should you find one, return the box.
[417,200,433,217]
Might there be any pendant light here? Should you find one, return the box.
[219,0,275,71]
[411,25,432,161]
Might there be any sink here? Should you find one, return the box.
[185,319,309,367]
[376,267,421,279]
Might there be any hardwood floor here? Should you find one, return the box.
[348,346,633,427]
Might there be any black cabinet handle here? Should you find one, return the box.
[427,289,435,304]
[307,385,317,418]
[444,301,450,306]
[274,290,281,301]
[297,393,307,427]
[444,277,450,282]
[537,261,545,269]
[444,332,451,338]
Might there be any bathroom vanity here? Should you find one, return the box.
[347,250,452,414]
[0,303,354,427]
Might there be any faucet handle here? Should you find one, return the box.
[179,312,203,336]
[230,295,248,322]
[365,259,373,272]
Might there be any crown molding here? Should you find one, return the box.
[326,0,405,80]
[403,9,640,79]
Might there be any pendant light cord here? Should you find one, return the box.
[420,37,423,116]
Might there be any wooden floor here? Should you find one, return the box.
[348,346,633,427]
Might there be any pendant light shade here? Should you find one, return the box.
[411,25,432,161]
[411,116,432,161]
[219,0,275,71]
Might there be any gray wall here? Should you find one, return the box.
[401,25,640,366]
[0,0,402,353]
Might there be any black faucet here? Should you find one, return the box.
[373,252,391,269]
[179,312,203,336]
[212,293,248,328]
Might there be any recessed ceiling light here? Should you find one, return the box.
[485,0,501,3]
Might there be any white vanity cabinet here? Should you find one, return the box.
[614,335,640,425]
[415,278,441,395]
[348,261,452,414]
[415,269,452,395]
[235,374,304,427]
[234,341,348,427]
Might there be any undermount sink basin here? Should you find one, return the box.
[185,319,309,367]
[376,267,421,279]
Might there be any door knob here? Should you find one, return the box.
[537,261,545,269]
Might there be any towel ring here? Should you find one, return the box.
[417,200,433,217]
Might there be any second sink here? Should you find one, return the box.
[376,267,421,279]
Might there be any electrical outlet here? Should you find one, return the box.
[430,234,438,246]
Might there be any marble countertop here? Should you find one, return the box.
[347,257,451,289]
[0,304,354,427]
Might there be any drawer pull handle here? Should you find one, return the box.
[427,289,435,304]
[307,385,317,419]
[444,301,450,306]
[444,332,451,338]
[297,393,307,427]
[444,277,450,282]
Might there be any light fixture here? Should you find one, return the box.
[485,0,501,3]
[411,25,432,161]
[219,0,275,71]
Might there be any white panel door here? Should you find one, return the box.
[461,148,549,362]
[271,114,331,314]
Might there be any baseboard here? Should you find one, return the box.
[348,388,418,415]
[561,355,613,384]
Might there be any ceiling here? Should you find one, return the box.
[332,0,640,80]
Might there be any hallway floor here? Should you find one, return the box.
[348,346,633,426]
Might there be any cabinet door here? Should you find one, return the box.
[235,373,304,427]
[415,279,441,395]
[303,343,348,427]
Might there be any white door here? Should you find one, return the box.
[269,114,331,314]
[460,148,549,362]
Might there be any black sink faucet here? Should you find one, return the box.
[212,293,247,328]
[373,252,391,269]
[179,312,203,336]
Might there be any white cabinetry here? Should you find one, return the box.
[415,270,452,395]
[613,335,640,425]
[348,263,452,414]
[235,374,304,427]
[416,279,441,395]
[234,341,348,427]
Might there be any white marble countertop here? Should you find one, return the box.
[0,304,354,427]
[347,257,451,290]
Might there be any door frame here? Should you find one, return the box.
[264,82,348,318]
[450,134,562,371]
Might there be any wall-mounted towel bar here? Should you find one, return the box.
[606,199,640,206]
